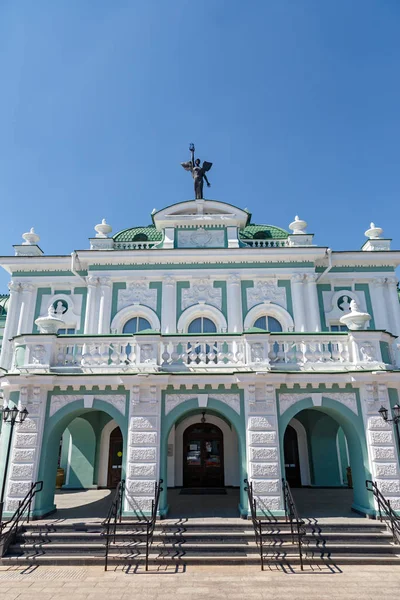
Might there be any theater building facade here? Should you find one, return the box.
[0,198,400,519]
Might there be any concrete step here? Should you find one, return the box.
[2,552,400,567]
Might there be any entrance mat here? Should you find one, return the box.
[180,488,227,495]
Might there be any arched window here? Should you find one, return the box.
[254,230,271,240]
[133,233,148,242]
[253,316,283,332]
[188,317,217,334]
[123,317,151,333]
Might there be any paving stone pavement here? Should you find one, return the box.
[0,564,399,599]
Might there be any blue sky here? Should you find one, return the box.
[1,1,399,291]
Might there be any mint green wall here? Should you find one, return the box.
[278,393,374,514]
[63,417,96,489]
[32,288,52,333]
[388,388,400,458]
[354,284,375,330]
[308,413,341,486]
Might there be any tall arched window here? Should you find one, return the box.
[253,316,283,332]
[123,317,151,333]
[188,317,217,334]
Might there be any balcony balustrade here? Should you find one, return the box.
[10,331,396,374]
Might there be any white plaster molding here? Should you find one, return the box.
[165,394,197,415]
[210,393,240,415]
[117,281,157,312]
[177,303,227,333]
[279,393,310,415]
[49,394,126,417]
[182,279,222,311]
[324,393,358,415]
[247,280,286,310]
[110,304,160,334]
[243,302,294,332]
[177,228,225,248]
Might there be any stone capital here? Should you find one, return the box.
[8,281,21,293]
[86,276,99,287]
[99,276,112,287]
[228,273,241,285]
[291,273,305,284]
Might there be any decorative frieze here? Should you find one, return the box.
[49,394,126,417]
[181,278,222,311]
[247,280,286,310]
[117,281,157,312]
[177,227,225,249]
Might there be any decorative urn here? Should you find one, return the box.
[339,300,371,331]
[35,306,66,334]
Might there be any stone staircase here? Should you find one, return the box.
[1,517,400,567]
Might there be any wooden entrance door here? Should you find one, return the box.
[107,427,123,488]
[284,425,302,487]
[183,423,224,488]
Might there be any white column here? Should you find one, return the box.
[161,275,176,333]
[246,383,284,515]
[290,274,307,332]
[385,277,400,336]
[305,274,321,332]
[84,276,99,334]
[227,273,243,333]
[97,277,113,334]
[16,283,35,335]
[370,277,390,331]
[0,281,22,370]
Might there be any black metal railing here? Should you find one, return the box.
[145,479,163,571]
[366,479,400,544]
[103,479,125,571]
[244,478,265,570]
[0,480,43,557]
[282,478,305,570]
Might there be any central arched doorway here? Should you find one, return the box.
[283,424,301,488]
[183,422,224,488]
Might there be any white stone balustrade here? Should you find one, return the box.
[10,331,396,373]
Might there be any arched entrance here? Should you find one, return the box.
[280,399,373,517]
[35,398,126,519]
[107,426,123,488]
[183,422,224,488]
[283,425,301,488]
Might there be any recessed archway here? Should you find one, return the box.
[280,397,373,517]
[35,398,127,519]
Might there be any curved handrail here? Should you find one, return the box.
[0,480,43,557]
[366,479,400,544]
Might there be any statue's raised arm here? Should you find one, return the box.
[180,143,212,199]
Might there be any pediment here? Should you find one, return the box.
[153,199,250,230]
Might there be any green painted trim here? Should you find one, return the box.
[176,281,190,322]
[388,388,400,458]
[278,280,293,319]
[214,281,227,321]
[317,283,331,332]
[73,287,87,334]
[88,261,316,272]
[54,290,71,295]
[241,281,253,320]
[32,288,52,333]
[111,282,126,323]
[334,287,352,292]
[149,282,162,319]
[325,267,395,273]
[12,270,87,277]
[354,283,376,330]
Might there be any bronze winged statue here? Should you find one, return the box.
[181,143,212,199]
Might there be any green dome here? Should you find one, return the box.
[113,225,162,243]
[0,295,9,316]
[239,224,288,240]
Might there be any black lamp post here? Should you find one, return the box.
[0,404,29,523]
[378,403,400,454]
